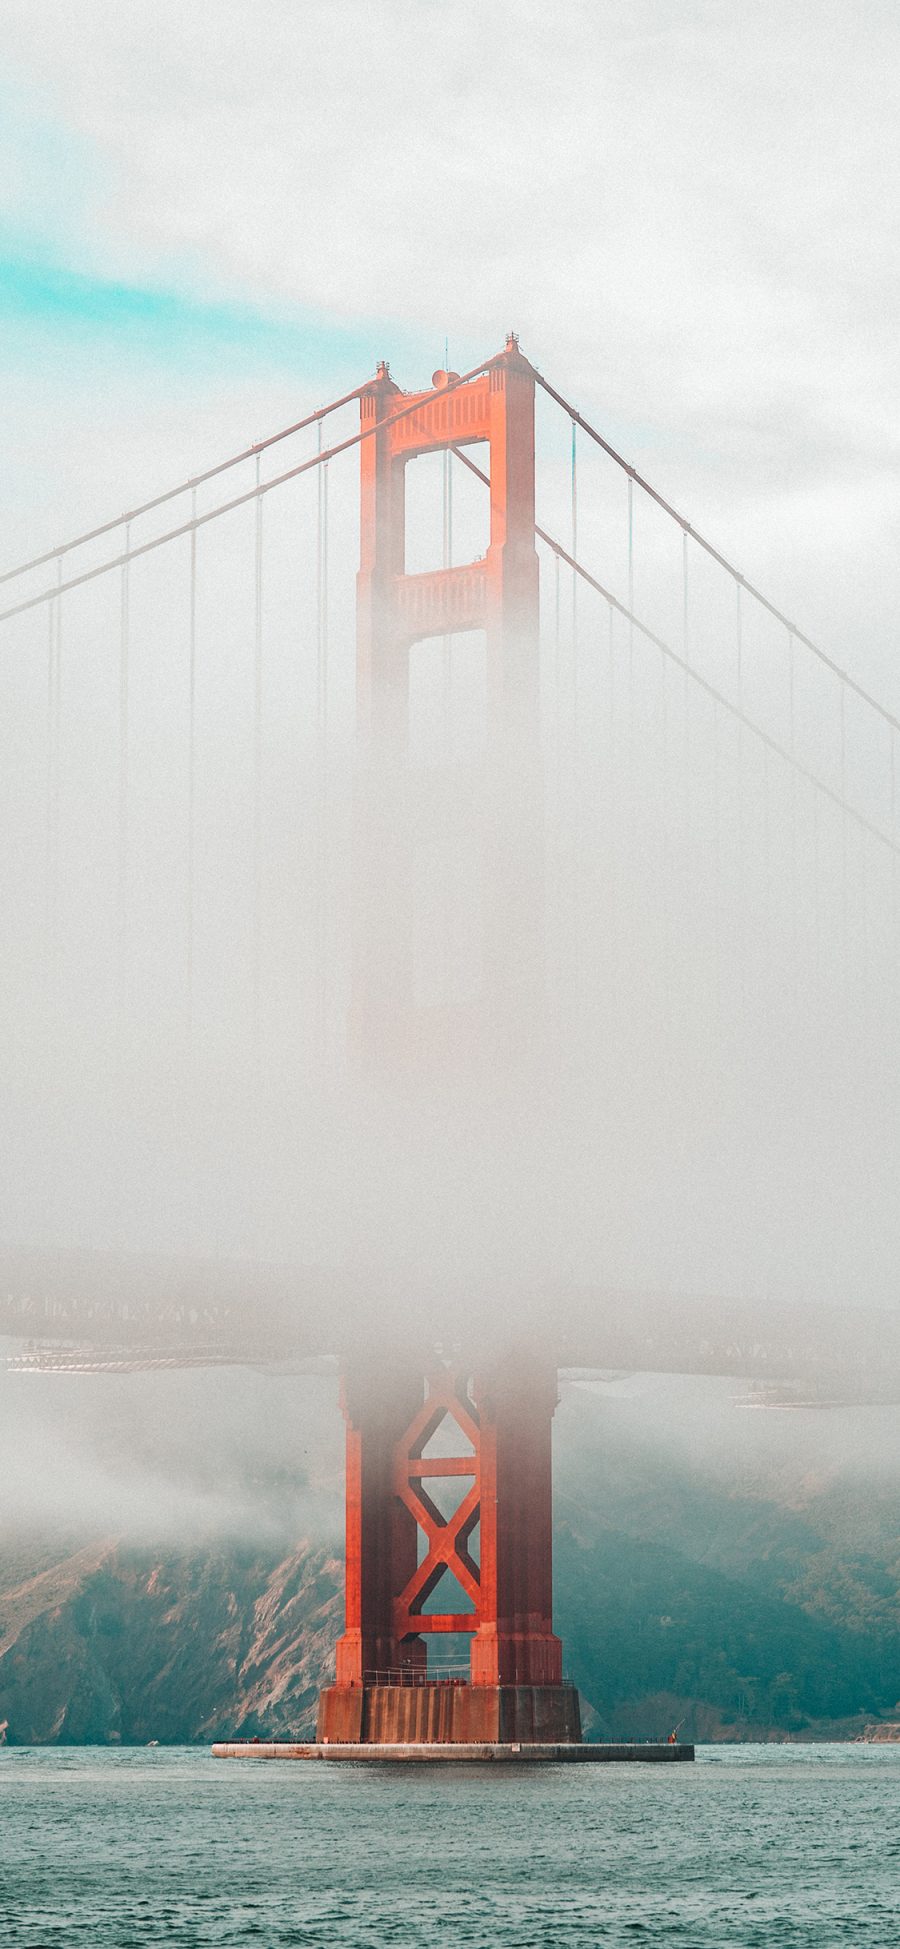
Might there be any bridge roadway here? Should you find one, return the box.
[1,1247,900,1401]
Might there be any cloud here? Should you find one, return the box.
[3,2,897,405]
[1,0,898,689]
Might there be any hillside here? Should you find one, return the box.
[0,1542,341,1744]
[2,1370,899,1744]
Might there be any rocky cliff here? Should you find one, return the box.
[0,1539,341,1744]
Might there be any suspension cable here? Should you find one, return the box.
[570,419,578,646]
[118,523,130,984]
[449,441,900,864]
[187,486,197,1031]
[532,368,900,744]
[9,349,899,755]
[442,433,453,747]
[573,541,900,859]
[46,555,62,939]
[253,457,264,1044]
[0,383,372,589]
[316,423,328,745]
[0,352,507,631]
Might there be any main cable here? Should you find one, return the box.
[532,368,900,744]
[0,382,372,588]
[448,441,900,865]
[0,352,507,631]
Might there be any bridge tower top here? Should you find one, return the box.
[352,338,543,1065]
[356,336,540,749]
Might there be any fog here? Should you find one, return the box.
[5,1351,900,1556]
[1,375,899,1543]
[0,1355,345,1547]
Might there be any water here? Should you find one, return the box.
[1,1745,899,1946]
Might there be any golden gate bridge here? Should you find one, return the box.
[1,335,898,1749]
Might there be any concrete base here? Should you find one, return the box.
[317,1680,582,1745]
[212,1740,694,1763]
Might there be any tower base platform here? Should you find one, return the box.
[317,1680,581,1746]
[213,1740,694,1763]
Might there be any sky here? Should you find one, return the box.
[2,0,899,702]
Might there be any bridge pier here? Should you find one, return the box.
[316,1355,581,1747]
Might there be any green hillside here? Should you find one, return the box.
[2,1375,899,1744]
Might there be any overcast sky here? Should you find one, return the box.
[2,0,899,701]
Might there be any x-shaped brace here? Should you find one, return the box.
[392,1368,482,1636]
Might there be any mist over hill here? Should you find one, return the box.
[2,1360,898,1745]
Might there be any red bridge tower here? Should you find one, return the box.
[317,338,581,1746]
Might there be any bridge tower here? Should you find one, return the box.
[317,338,581,1748]
[350,333,544,1065]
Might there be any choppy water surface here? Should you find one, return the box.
[1,1744,899,1946]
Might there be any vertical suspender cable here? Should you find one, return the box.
[47,555,62,949]
[569,420,580,1001]
[554,548,562,880]
[608,601,618,1018]
[682,530,690,665]
[681,527,689,675]
[118,524,130,1001]
[839,678,847,799]
[550,543,562,1025]
[570,419,578,645]
[187,488,197,1031]
[891,725,897,843]
[442,447,452,762]
[316,432,329,742]
[762,739,771,978]
[320,457,329,742]
[660,617,670,956]
[249,460,264,1261]
[858,822,868,1019]
[839,679,848,998]
[441,338,453,973]
[570,421,579,816]
[316,420,323,719]
[442,346,453,756]
[322,459,329,723]
[626,473,635,866]
[608,601,617,753]
[46,585,54,934]
[890,727,898,944]
[442,445,451,566]
[787,628,798,1001]
[711,697,721,1018]
[253,456,263,1055]
[446,436,452,575]
[812,787,821,997]
[321,455,330,1025]
[788,626,795,757]
[733,576,745,1010]
[681,527,691,869]
[316,428,329,1053]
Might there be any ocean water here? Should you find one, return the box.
[1,1744,898,1947]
